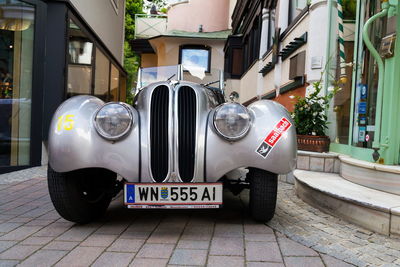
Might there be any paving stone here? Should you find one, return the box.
[55,246,104,267]
[278,237,318,256]
[244,224,274,234]
[33,222,72,237]
[24,219,55,226]
[20,236,53,245]
[245,241,282,262]
[180,225,214,241]
[176,240,209,249]
[0,245,41,260]
[147,228,181,244]
[284,256,325,267]
[6,217,31,223]
[320,254,355,267]
[94,222,130,235]
[207,256,244,267]
[129,258,168,267]
[80,234,117,247]
[0,242,15,254]
[169,249,207,265]
[245,234,276,242]
[92,252,135,267]
[0,259,19,267]
[213,223,243,237]
[136,244,174,259]
[55,224,99,242]
[0,226,41,241]
[246,263,285,267]
[210,237,244,256]
[18,250,67,267]
[43,241,79,251]
[119,231,152,240]
[107,239,144,253]
[0,223,23,233]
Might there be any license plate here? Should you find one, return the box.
[124,183,223,209]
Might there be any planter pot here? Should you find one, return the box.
[297,135,330,153]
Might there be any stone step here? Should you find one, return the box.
[294,169,400,237]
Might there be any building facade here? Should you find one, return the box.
[0,0,127,174]
[131,0,236,85]
[225,0,400,166]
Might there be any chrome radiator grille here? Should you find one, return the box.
[177,86,197,182]
[150,85,169,182]
[149,85,197,182]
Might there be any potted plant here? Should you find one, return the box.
[292,79,340,153]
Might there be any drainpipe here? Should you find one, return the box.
[361,0,389,158]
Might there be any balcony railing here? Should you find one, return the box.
[134,14,167,39]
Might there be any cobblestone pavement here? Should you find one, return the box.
[0,169,397,267]
[265,183,400,267]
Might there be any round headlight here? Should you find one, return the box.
[94,103,133,140]
[213,103,251,141]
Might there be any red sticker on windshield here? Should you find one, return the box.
[256,118,292,158]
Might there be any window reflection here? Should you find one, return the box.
[110,64,119,101]
[0,0,35,166]
[67,19,93,97]
[94,48,110,101]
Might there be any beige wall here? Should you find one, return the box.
[69,0,126,64]
[148,37,226,70]
[141,54,158,68]
[238,63,259,103]
[142,37,226,85]
[262,52,275,95]
[167,0,230,32]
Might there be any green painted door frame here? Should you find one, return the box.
[329,0,400,165]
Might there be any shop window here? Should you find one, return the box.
[0,0,35,166]
[179,45,211,73]
[110,64,119,101]
[67,19,93,97]
[94,48,110,101]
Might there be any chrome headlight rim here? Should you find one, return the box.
[94,102,134,141]
[213,102,252,141]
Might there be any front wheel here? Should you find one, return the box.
[47,165,117,224]
[248,168,278,222]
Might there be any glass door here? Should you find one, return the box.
[351,0,387,149]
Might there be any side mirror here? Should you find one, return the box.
[229,91,239,102]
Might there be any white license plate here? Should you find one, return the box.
[124,183,223,208]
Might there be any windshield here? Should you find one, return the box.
[137,65,224,90]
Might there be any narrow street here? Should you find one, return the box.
[2,167,398,267]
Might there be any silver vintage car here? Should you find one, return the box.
[47,65,297,224]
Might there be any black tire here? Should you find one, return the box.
[47,165,117,224]
[248,168,278,222]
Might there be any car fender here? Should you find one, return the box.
[48,95,140,181]
[205,100,297,181]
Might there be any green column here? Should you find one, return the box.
[379,10,400,165]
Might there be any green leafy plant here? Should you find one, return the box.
[292,79,341,136]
